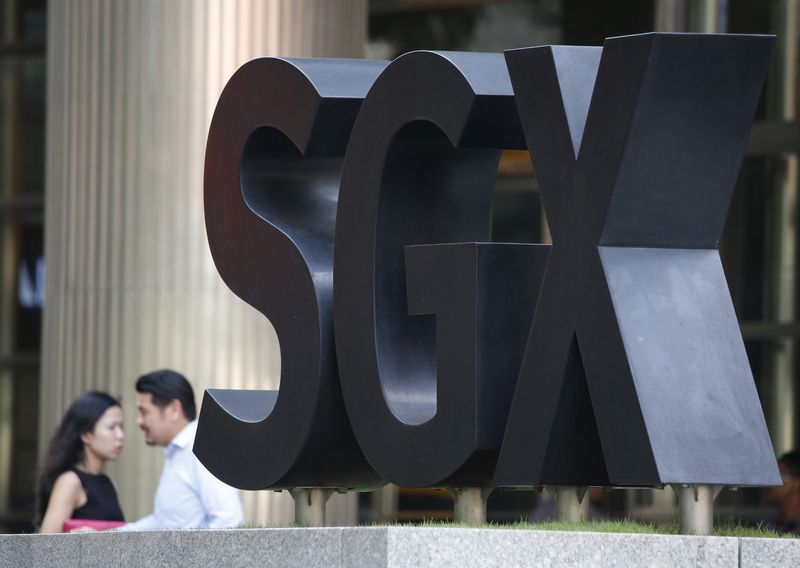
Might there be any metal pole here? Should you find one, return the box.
[290,488,334,527]
[549,486,589,522]
[654,0,686,32]
[451,487,492,525]
[674,484,721,535]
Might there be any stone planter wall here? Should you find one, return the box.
[1,527,799,568]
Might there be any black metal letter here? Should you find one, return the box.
[195,57,386,490]
[334,51,548,487]
[495,34,781,487]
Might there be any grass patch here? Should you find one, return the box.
[415,518,668,534]
[415,518,794,538]
[237,521,297,529]
[711,521,793,539]
[509,519,677,534]
[239,518,795,538]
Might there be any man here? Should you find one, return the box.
[766,450,800,535]
[123,369,244,530]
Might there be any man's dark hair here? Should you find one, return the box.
[779,450,800,478]
[135,369,196,421]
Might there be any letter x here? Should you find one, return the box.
[494,33,780,487]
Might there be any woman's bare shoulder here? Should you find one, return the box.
[51,470,84,497]
[39,470,86,532]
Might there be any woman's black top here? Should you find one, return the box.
[71,469,124,521]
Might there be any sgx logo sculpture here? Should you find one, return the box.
[194,33,781,497]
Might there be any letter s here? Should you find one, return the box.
[195,57,386,490]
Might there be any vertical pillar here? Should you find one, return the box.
[290,489,334,527]
[451,487,492,525]
[692,0,725,33]
[0,0,19,514]
[43,0,367,527]
[674,485,721,536]
[767,0,799,455]
[549,486,589,522]
[370,485,399,523]
[654,0,686,32]
[655,0,727,33]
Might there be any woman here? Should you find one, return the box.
[37,391,125,532]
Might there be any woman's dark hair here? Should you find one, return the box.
[135,369,196,420]
[780,450,800,478]
[35,391,121,525]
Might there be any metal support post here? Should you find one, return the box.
[548,486,589,522]
[674,484,722,535]
[290,488,334,527]
[451,487,493,525]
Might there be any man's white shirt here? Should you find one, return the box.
[122,420,244,530]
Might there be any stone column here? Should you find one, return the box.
[43,0,366,526]
[765,0,799,454]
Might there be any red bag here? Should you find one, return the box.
[63,519,126,532]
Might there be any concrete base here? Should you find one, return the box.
[1,527,797,568]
